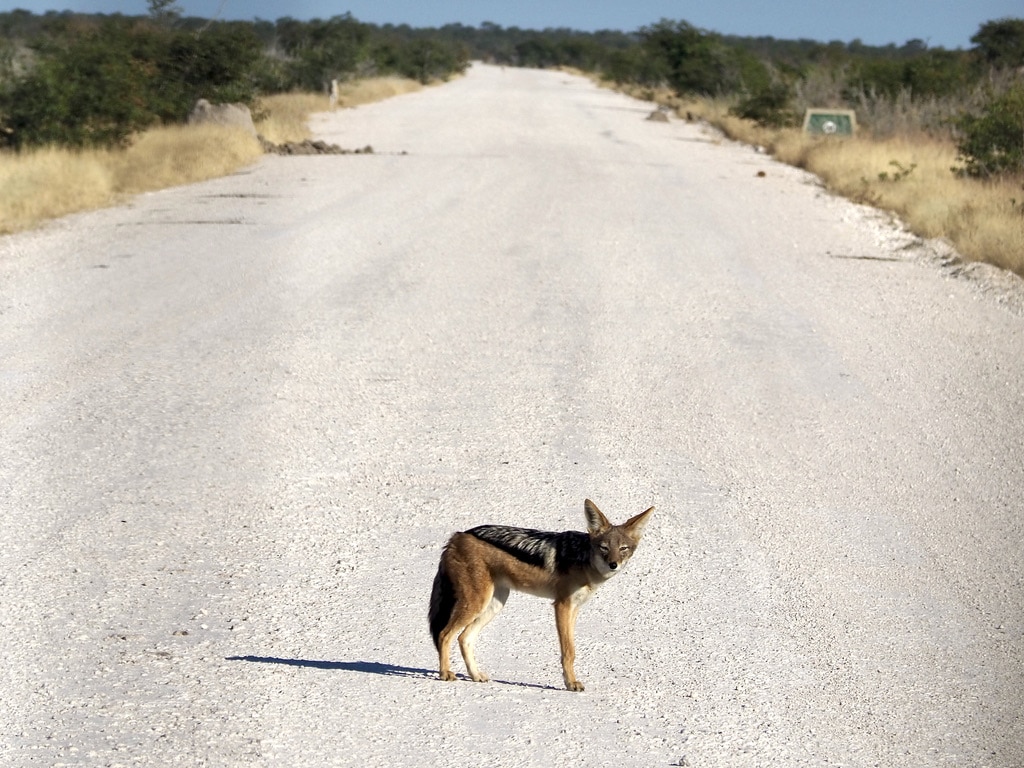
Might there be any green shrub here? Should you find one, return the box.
[971,18,1024,68]
[0,17,261,148]
[0,23,160,147]
[954,83,1024,177]
[639,20,731,95]
[274,15,370,91]
[399,38,469,83]
[603,46,664,86]
[731,82,798,127]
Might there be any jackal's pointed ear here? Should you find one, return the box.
[584,499,611,536]
[623,506,655,538]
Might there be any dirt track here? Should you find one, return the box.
[1,64,1022,767]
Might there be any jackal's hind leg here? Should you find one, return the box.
[437,602,481,682]
[459,584,509,683]
[438,582,495,682]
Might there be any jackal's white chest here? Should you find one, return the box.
[569,584,595,609]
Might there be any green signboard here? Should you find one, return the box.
[802,109,857,136]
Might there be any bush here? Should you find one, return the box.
[268,15,468,91]
[163,22,263,107]
[954,83,1024,177]
[603,46,664,86]
[639,20,730,94]
[0,17,262,148]
[730,82,798,127]
[401,39,468,83]
[374,36,469,83]
[274,15,370,91]
[971,18,1024,68]
[0,22,161,147]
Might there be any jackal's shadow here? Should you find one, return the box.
[225,655,556,689]
[225,656,434,679]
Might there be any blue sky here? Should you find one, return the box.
[5,0,1021,49]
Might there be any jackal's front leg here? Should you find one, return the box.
[554,600,583,691]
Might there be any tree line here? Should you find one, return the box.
[0,6,470,148]
[439,17,1023,177]
[1,8,1022,175]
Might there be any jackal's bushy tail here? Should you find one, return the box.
[429,558,455,650]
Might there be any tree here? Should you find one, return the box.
[638,19,769,96]
[0,16,262,148]
[163,22,263,106]
[954,83,1024,177]
[275,14,370,90]
[147,0,182,27]
[730,81,797,127]
[0,21,162,147]
[640,20,724,94]
[971,18,1024,68]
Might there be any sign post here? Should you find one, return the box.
[802,109,857,136]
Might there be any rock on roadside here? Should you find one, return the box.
[188,98,258,137]
[259,138,375,156]
[188,98,373,156]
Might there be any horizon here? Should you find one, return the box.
[5,1,1023,50]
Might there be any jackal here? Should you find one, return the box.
[428,499,654,691]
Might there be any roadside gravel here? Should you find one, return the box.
[1,63,1022,767]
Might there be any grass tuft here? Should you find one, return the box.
[0,125,263,234]
[0,146,116,234]
[0,76,425,235]
[115,124,265,193]
[773,133,1024,274]
[256,77,424,144]
[630,85,1024,277]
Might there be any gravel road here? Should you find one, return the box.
[1,63,1022,767]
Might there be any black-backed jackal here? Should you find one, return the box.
[428,499,654,691]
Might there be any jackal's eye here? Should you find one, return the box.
[619,545,630,553]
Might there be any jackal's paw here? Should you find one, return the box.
[469,672,491,683]
[439,670,457,682]
[565,680,585,692]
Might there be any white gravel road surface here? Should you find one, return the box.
[2,64,1023,767]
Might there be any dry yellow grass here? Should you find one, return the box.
[0,146,116,233]
[336,75,425,105]
[256,92,330,145]
[114,124,264,193]
[256,77,425,144]
[0,125,262,234]
[770,131,1024,275]
[0,76,425,235]
[662,92,1024,276]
